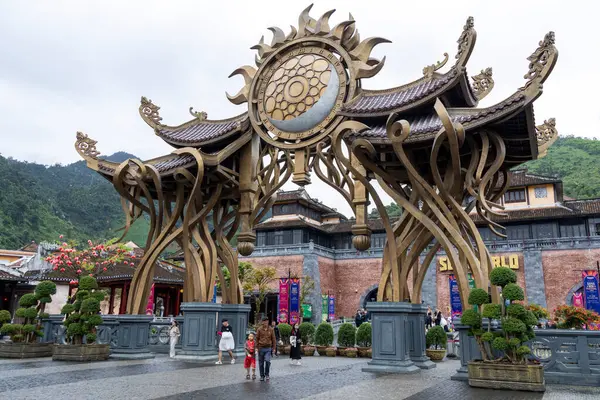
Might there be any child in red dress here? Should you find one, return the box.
[244,333,256,380]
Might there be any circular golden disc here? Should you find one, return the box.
[289,81,304,97]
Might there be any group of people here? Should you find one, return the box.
[354,308,369,327]
[425,306,450,332]
[168,316,303,382]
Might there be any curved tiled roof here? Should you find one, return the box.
[155,114,249,147]
[98,154,196,174]
[471,198,600,223]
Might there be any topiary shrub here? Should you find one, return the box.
[468,288,490,306]
[0,281,56,343]
[315,322,334,347]
[337,323,356,348]
[426,325,447,350]
[61,276,105,344]
[0,310,11,327]
[278,323,292,344]
[502,283,524,302]
[490,267,517,288]
[299,322,316,345]
[356,322,372,347]
[482,304,502,320]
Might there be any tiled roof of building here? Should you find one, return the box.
[255,216,390,234]
[275,189,346,218]
[98,154,196,174]
[155,114,249,147]
[502,170,561,188]
[0,269,24,281]
[471,198,600,223]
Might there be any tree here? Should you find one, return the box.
[218,261,254,292]
[369,202,402,218]
[243,266,277,323]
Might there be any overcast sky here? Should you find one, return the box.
[0,1,597,216]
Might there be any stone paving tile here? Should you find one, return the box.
[0,358,161,378]
[405,379,545,400]
[0,359,80,371]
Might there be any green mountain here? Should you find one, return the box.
[0,135,598,250]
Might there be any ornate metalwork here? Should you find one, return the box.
[455,16,476,65]
[522,31,558,90]
[189,107,207,120]
[471,67,494,100]
[423,53,449,78]
[536,118,558,158]
[75,132,100,159]
[139,96,163,127]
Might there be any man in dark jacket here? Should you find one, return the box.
[355,309,363,328]
[255,317,276,382]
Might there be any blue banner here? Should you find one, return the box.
[289,278,300,324]
[212,283,217,303]
[449,275,462,317]
[583,271,600,314]
[328,295,335,321]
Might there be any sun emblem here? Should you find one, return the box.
[226,4,390,149]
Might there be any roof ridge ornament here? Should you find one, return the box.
[522,31,558,92]
[189,107,207,121]
[471,67,494,100]
[536,118,558,158]
[423,52,449,78]
[75,132,100,160]
[139,96,163,128]
[454,16,476,67]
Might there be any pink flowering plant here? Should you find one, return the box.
[46,235,135,284]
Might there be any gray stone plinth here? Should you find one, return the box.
[175,302,220,361]
[41,314,64,343]
[219,304,250,358]
[407,304,435,369]
[362,302,419,374]
[110,315,155,360]
[451,317,497,381]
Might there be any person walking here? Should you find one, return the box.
[435,310,442,326]
[355,309,363,328]
[289,322,302,365]
[425,311,433,330]
[169,320,180,358]
[244,333,257,380]
[216,318,235,365]
[255,317,276,382]
[272,320,281,357]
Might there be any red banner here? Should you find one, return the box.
[145,283,155,315]
[278,278,289,323]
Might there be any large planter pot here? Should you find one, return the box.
[426,349,446,361]
[316,346,328,356]
[283,345,291,355]
[302,345,315,356]
[0,342,53,359]
[468,361,545,392]
[53,344,110,362]
[357,347,371,358]
[277,344,286,355]
[325,347,336,357]
[345,348,358,358]
[337,347,347,356]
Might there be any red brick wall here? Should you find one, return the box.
[242,255,304,290]
[542,248,600,316]
[318,256,337,294]
[334,258,382,318]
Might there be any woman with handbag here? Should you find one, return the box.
[289,322,302,365]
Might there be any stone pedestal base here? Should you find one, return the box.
[407,304,435,369]
[110,315,155,360]
[175,302,220,361]
[219,304,251,358]
[362,302,419,374]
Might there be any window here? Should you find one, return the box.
[534,187,548,199]
[274,231,284,245]
[506,225,530,240]
[504,189,526,203]
[293,229,303,244]
[265,231,275,246]
[596,224,600,236]
[257,232,266,246]
[282,230,293,244]
[559,221,586,238]
[371,233,386,248]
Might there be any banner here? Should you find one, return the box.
[468,273,476,289]
[278,278,289,323]
[328,295,335,321]
[289,278,300,325]
[449,275,462,317]
[322,295,328,322]
[212,283,217,303]
[145,283,155,315]
[573,292,584,308]
[583,271,600,314]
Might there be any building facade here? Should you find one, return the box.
[243,169,600,321]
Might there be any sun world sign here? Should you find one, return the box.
[439,254,520,272]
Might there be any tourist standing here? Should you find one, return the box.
[255,317,276,382]
[289,322,302,365]
[272,320,281,357]
[244,333,257,380]
[216,318,235,365]
[169,320,180,358]
[425,311,433,330]
[355,309,363,328]
[435,310,442,326]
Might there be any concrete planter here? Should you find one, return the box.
[0,342,53,358]
[468,361,545,392]
[425,349,446,361]
[110,315,154,360]
[345,348,358,358]
[316,345,328,356]
[53,344,110,361]
[357,347,371,358]
[325,347,336,357]
[302,345,315,356]
[176,303,220,361]
[337,347,347,356]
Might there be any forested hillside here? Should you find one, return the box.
[1,136,599,250]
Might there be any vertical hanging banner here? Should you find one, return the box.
[289,278,300,325]
[328,295,335,321]
[468,273,476,289]
[322,295,328,322]
[583,271,600,314]
[145,283,155,315]
[212,283,217,303]
[278,278,289,323]
[449,275,462,317]
[573,292,584,308]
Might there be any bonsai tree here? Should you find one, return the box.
[356,322,372,347]
[337,322,356,348]
[0,281,56,343]
[299,322,316,345]
[0,310,11,327]
[315,322,334,347]
[278,323,292,344]
[60,276,106,344]
[426,325,447,350]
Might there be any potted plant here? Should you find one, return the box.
[277,323,292,355]
[0,280,57,358]
[464,267,544,392]
[337,322,356,356]
[299,322,316,356]
[325,346,337,357]
[315,322,334,355]
[345,347,358,358]
[0,310,11,340]
[53,276,110,361]
[355,322,371,357]
[425,325,447,361]
[553,305,600,329]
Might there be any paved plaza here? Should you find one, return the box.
[1,355,599,399]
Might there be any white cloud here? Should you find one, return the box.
[0,0,597,215]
